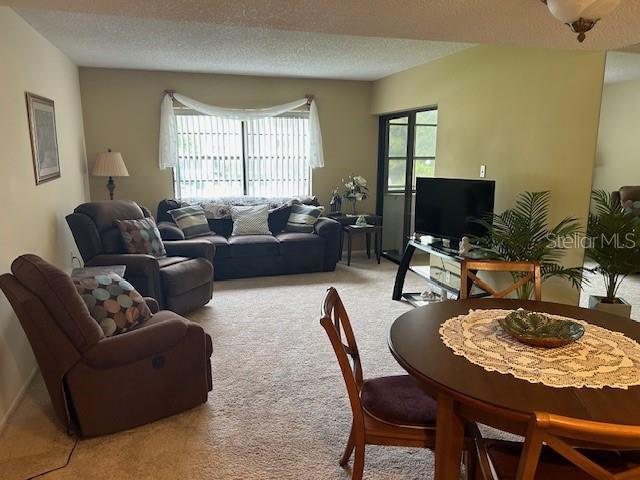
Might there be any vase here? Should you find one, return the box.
[350,200,357,215]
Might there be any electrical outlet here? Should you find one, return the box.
[480,165,486,178]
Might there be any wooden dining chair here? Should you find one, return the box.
[460,260,542,301]
[320,287,478,480]
[475,412,640,480]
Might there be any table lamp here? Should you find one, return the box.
[92,149,129,200]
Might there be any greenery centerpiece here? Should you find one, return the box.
[473,191,584,300]
[585,190,640,316]
[342,175,369,215]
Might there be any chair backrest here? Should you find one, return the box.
[320,287,365,426]
[0,254,106,431]
[460,260,542,301]
[66,200,150,261]
[515,412,640,480]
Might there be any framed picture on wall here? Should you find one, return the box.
[26,92,61,184]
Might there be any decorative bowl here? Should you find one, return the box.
[498,309,585,348]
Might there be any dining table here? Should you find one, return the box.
[388,298,640,480]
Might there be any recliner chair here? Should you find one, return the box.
[66,200,214,314]
[0,254,213,437]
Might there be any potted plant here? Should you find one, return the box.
[585,190,640,317]
[342,175,369,215]
[474,191,584,300]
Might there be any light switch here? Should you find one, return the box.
[480,165,486,178]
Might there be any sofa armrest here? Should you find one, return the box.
[158,221,185,241]
[87,254,162,302]
[314,217,341,271]
[164,240,215,264]
[83,316,192,368]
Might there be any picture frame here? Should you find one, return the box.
[25,92,61,184]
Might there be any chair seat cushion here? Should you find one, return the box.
[483,440,639,480]
[228,235,279,258]
[159,258,213,296]
[157,256,190,269]
[360,375,437,427]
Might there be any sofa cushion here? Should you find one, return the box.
[228,235,279,258]
[159,258,213,296]
[74,272,151,337]
[168,205,212,239]
[11,254,104,351]
[193,234,231,259]
[157,256,191,269]
[276,232,323,248]
[231,205,271,236]
[115,218,167,257]
[285,204,324,233]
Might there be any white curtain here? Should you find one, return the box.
[159,92,324,170]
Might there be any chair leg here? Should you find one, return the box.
[351,441,365,480]
[340,424,355,466]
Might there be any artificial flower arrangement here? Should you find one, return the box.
[342,175,369,214]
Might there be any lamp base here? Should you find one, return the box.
[106,176,115,200]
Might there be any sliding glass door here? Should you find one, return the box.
[376,107,438,262]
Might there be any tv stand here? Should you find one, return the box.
[392,237,489,306]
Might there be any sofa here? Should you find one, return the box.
[156,196,341,280]
[66,200,214,314]
[0,255,212,437]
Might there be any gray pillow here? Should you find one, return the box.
[167,205,211,239]
[285,204,324,233]
[231,205,271,236]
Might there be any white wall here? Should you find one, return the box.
[0,7,89,425]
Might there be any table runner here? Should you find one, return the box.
[439,309,640,389]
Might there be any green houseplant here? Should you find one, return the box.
[585,190,640,317]
[473,191,584,300]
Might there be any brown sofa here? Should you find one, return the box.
[66,200,214,314]
[156,197,341,280]
[0,255,213,437]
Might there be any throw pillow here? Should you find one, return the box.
[74,272,151,337]
[230,205,271,236]
[285,204,324,233]
[268,204,292,233]
[168,205,212,239]
[115,218,166,257]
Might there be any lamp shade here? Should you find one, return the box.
[546,0,620,23]
[92,151,129,177]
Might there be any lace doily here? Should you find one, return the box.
[439,309,640,390]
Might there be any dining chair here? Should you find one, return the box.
[475,411,640,480]
[460,260,542,301]
[320,287,478,480]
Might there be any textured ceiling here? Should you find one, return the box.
[14,9,473,80]
[604,52,640,84]
[6,0,640,50]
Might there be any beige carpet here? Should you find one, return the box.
[0,256,444,480]
[3,256,638,480]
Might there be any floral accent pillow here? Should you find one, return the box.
[115,217,166,257]
[74,272,152,337]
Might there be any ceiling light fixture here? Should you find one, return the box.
[541,0,621,43]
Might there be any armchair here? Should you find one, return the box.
[0,255,212,437]
[66,200,214,314]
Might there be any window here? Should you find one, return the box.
[174,112,311,199]
[384,108,438,192]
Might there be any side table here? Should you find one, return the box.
[341,224,383,266]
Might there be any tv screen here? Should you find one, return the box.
[415,178,495,241]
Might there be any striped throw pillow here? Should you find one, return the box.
[168,205,211,239]
[285,204,324,233]
[231,205,271,236]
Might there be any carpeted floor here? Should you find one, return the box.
[1,255,638,480]
[0,256,442,480]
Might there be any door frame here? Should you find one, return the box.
[376,106,438,263]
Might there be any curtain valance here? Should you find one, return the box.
[159,92,324,170]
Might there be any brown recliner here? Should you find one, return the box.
[0,254,213,437]
[66,200,214,314]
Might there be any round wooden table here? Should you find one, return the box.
[388,298,640,480]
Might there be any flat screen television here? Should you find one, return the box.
[415,177,496,242]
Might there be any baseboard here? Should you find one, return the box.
[0,366,38,434]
